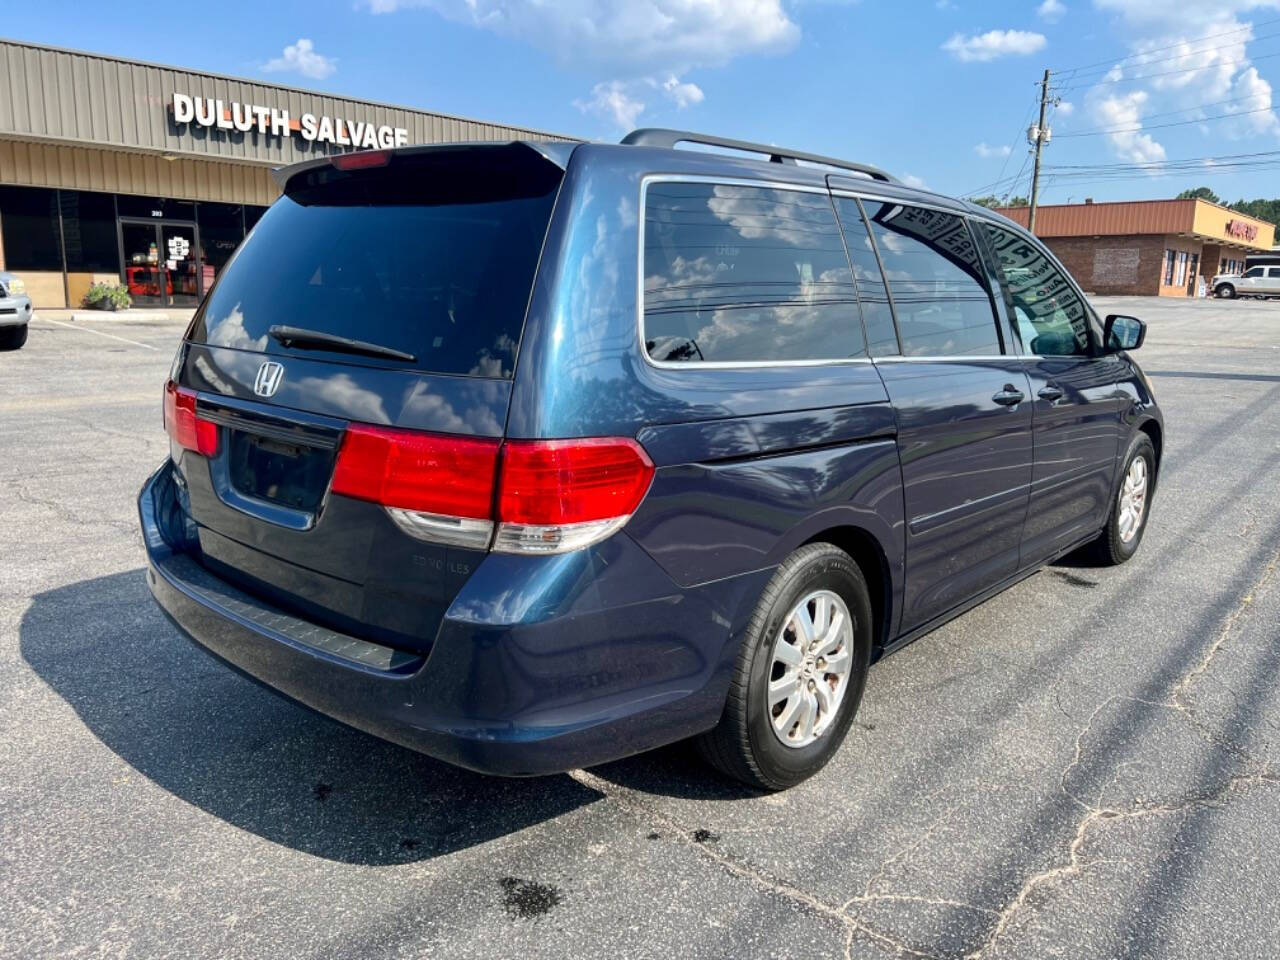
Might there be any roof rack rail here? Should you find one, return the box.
[620,128,898,184]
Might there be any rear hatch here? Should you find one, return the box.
[168,143,566,653]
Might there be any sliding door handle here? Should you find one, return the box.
[992,386,1025,407]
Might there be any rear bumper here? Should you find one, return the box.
[139,461,767,776]
[0,295,31,326]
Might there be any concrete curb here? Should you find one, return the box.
[67,310,172,323]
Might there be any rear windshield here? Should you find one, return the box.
[189,146,563,378]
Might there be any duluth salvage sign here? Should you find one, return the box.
[169,93,410,149]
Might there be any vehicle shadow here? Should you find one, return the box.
[19,569,602,866]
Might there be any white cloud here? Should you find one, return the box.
[1056,100,1076,115]
[975,142,1013,158]
[1081,13,1279,162]
[901,173,928,189]
[262,38,336,80]
[1038,0,1067,21]
[942,29,1047,62]
[662,75,705,108]
[1093,0,1280,27]
[365,2,791,133]
[1092,90,1168,163]
[574,81,646,130]
[364,0,799,74]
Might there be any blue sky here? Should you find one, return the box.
[7,0,1280,203]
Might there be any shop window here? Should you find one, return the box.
[243,205,267,233]
[1163,249,1176,285]
[1174,250,1188,287]
[60,190,120,273]
[0,185,62,271]
[196,202,246,289]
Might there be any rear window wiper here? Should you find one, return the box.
[268,325,417,363]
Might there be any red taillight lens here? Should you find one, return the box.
[331,150,391,171]
[498,438,655,525]
[164,381,218,456]
[331,424,500,519]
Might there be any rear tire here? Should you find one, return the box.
[1088,433,1156,566]
[0,324,27,351]
[697,543,873,790]
[1215,284,1236,299]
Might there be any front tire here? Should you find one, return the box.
[697,543,873,790]
[1089,433,1156,566]
[1215,284,1236,299]
[0,324,27,350]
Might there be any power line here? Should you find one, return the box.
[1055,49,1280,94]
[966,148,1280,197]
[1055,103,1279,138]
[1053,28,1280,85]
[1050,15,1280,77]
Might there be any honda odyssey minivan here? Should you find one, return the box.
[139,129,1162,789]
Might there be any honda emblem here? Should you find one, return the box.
[254,361,284,398]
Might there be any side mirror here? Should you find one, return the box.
[1104,314,1146,352]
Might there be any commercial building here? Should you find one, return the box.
[0,39,572,308]
[996,198,1276,297]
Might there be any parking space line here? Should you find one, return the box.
[36,316,160,351]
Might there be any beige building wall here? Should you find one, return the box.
[18,272,66,308]
[0,139,279,205]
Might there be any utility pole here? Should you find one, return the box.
[1028,68,1052,234]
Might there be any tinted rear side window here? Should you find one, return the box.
[190,147,562,378]
[862,202,1001,357]
[642,182,864,363]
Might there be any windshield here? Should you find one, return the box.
[189,146,563,378]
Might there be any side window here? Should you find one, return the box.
[832,197,900,356]
[1244,266,1265,278]
[861,201,1002,357]
[642,182,864,363]
[983,223,1091,357]
[1269,267,1280,278]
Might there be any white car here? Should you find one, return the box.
[0,272,32,350]
[1213,265,1280,299]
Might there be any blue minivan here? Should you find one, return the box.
[139,130,1162,789]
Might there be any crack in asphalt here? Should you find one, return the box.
[568,768,946,960]
[966,544,1280,960]
[5,479,136,534]
[568,544,1280,960]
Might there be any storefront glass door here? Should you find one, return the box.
[119,218,202,307]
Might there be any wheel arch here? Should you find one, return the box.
[803,525,893,651]
[1136,417,1163,491]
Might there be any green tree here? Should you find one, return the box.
[1229,198,1280,225]
[968,195,1028,209]
[1176,186,1221,203]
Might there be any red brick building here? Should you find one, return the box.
[995,198,1276,297]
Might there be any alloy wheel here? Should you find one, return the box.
[767,590,854,748]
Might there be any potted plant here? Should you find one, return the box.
[82,283,133,312]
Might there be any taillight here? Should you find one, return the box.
[329,427,654,554]
[494,438,654,554]
[331,425,500,549]
[163,381,218,456]
[331,150,391,171]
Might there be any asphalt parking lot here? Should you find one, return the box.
[2,296,1279,959]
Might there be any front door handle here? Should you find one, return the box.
[992,385,1025,407]
[1038,385,1065,403]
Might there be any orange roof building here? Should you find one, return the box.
[996,198,1276,297]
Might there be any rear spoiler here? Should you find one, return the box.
[272,140,579,193]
